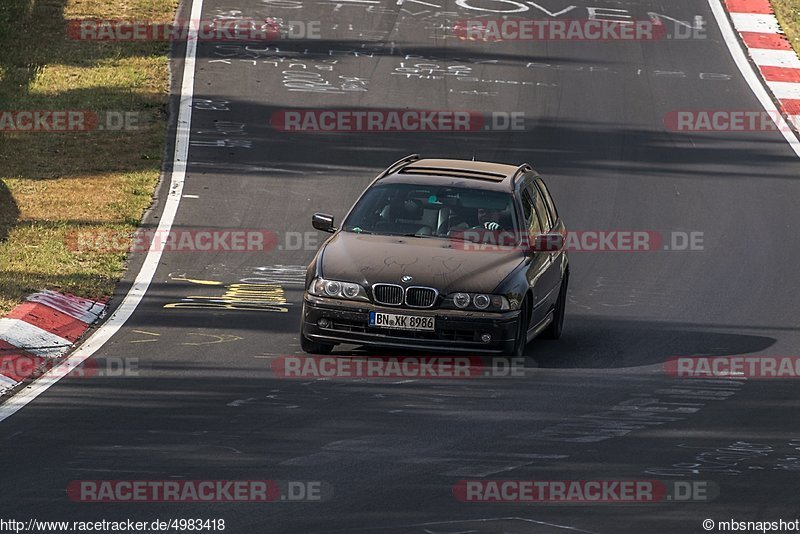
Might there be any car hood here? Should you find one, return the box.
[319,231,525,293]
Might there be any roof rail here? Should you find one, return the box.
[508,163,532,187]
[377,154,421,179]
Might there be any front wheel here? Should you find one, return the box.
[543,270,568,340]
[300,333,334,355]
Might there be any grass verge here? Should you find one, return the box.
[0,0,178,315]
[771,0,800,50]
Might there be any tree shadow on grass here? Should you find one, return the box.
[0,0,69,102]
[0,0,171,311]
[0,180,20,242]
[0,0,170,179]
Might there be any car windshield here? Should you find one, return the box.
[343,183,519,240]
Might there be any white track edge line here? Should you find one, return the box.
[708,0,800,156]
[0,0,205,423]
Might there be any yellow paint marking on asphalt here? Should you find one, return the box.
[184,297,284,304]
[164,283,289,312]
[163,302,289,312]
[182,333,243,346]
[169,274,224,286]
[130,330,160,343]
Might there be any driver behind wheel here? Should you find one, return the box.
[477,207,502,230]
[447,206,505,233]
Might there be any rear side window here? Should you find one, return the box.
[520,188,542,236]
[535,177,558,223]
[528,184,552,232]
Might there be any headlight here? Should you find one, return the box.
[324,281,341,297]
[446,292,509,311]
[453,293,471,308]
[342,284,360,299]
[309,277,369,302]
[473,294,490,309]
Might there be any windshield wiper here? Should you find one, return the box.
[442,234,469,241]
[351,230,441,239]
[395,233,439,239]
[397,233,487,242]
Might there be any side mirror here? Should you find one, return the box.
[312,213,336,233]
[530,232,564,252]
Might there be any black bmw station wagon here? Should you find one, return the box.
[300,155,569,357]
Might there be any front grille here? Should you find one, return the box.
[405,287,437,308]
[373,284,403,306]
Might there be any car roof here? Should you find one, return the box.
[380,158,531,192]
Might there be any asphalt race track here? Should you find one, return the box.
[1,0,800,532]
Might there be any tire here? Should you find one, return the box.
[300,332,335,355]
[543,270,568,340]
[503,297,529,358]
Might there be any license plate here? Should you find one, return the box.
[369,311,435,331]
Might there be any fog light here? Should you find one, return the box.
[318,318,330,328]
[481,333,492,343]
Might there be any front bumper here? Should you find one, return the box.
[301,295,520,354]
